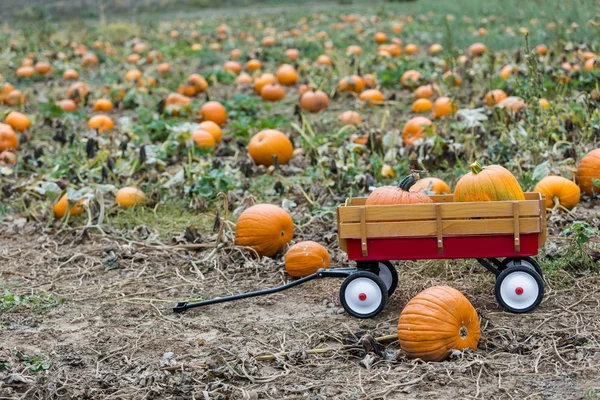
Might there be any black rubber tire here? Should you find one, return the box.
[501,256,543,277]
[494,265,544,314]
[339,271,388,318]
[356,261,399,298]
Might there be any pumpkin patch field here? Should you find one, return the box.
[2,0,600,398]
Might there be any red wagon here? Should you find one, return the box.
[174,193,547,318]
[334,192,547,317]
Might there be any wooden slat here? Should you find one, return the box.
[341,192,541,207]
[359,207,368,256]
[513,201,520,252]
[436,204,443,253]
[339,218,541,239]
[336,206,347,252]
[539,195,547,247]
[337,201,541,223]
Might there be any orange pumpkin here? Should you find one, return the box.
[497,96,526,113]
[402,116,435,146]
[223,61,242,74]
[429,43,443,54]
[88,115,115,132]
[53,193,85,219]
[16,66,35,78]
[5,90,26,106]
[67,82,90,103]
[235,204,294,257]
[5,111,31,132]
[246,59,262,71]
[115,187,146,207]
[56,99,77,112]
[0,123,19,152]
[276,64,298,86]
[0,150,16,165]
[261,83,286,102]
[401,70,421,88]
[316,55,332,67]
[398,286,480,362]
[157,63,172,74]
[338,75,365,93]
[191,129,216,151]
[198,121,223,142]
[576,149,600,196]
[534,176,580,210]
[93,99,114,112]
[500,65,513,80]
[443,71,462,87]
[366,174,434,205]
[412,98,433,113]
[285,241,330,278]
[254,73,277,94]
[200,101,227,126]
[410,177,451,194]
[186,73,209,94]
[432,97,457,119]
[346,45,362,56]
[374,32,387,43]
[81,52,100,67]
[359,89,384,105]
[404,43,419,55]
[248,129,293,167]
[235,72,253,84]
[63,69,79,80]
[339,111,362,125]
[454,161,525,202]
[165,93,191,115]
[468,42,487,56]
[539,98,550,109]
[300,90,329,113]
[535,44,548,56]
[484,89,508,106]
[34,61,52,75]
[284,48,300,61]
[414,84,440,99]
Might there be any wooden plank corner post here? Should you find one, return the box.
[513,201,520,252]
[359,206,368,256]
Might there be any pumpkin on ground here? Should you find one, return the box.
[200,101,227,126]
[0,123,19,152]
[300,90,329,113]
[454,161,525,202]
[484,89,508,106]
[339,111,362,125]
[191,129,216,151]
[235,204,294,257]
[366,174,434,205]
[115,187,146,207]
[248,129,294,167]
[53,193,85,219]
[401,70,421,88]
[410,177,451,195]
[338,75,365,93]
[276,64,298,86]
[359,89,384,105]
[402,116,435,146]
[260,83,286,102]
[198,121,222,142]
[398,286,480,362]
[88,115,115,132]
[285,241,330,277]
[576,148,600,196]
[432,97,457,119]
[534,176,580,210]
[5,112,31,132]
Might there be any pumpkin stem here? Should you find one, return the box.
[459,326,468,340]
[397,172,420,191]
[552,196,561,211]
[469,161,483,175]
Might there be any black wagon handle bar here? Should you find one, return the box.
[173,267,357,313]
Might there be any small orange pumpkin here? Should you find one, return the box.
[63,69,79,80]
[468,42,487,56]
[56,99,77,112]
[300,90,329,113]
[191,129,216,151]
[116,187,146,207]
[454,161,525,202]
[432,97,457,119]
[576,148,600,196]
[285,241,330,278]
[198,121,223,142]
[402,116,435,146]
[200,101,227,126]
[338,75,365,93]
[414,84,440,99]
[246,59,262,71]
[412,98,433,113]
[534,176,580,210]
[366,174,434,205]
[0,123,19,152]
[497,96,526,113]
[34,61,52,75]
[398,286,480,362]
[260,83,286,102]
[235,204,294,257]
[248,129,293,167]
[410,177,451,194]
[484,89,508,106]
[223,61,242,74]
[5,111,31,132]
[165,93,191,115]
[359,89,384,105]
[5,90,26,106]
[88,115,115,132]
[276,64,298,86]
[254,73,277,94]
[93,99,114,112]
[53,193,85,219]
[67,82,91,103]
[0,150,16,165]
[401,70,421,88]
[284,48,300,61]
[316,55,332,67]
[339,111,362,125]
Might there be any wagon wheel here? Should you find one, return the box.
[356,261,398,297]
[339,271,388,318]
[500,256,543,277]
[494,265,544,314]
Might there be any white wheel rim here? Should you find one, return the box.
[505,259,534,269]
[344,277,383,315]
[378,263,394,290]
[500,271,539,310]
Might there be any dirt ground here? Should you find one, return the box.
[1,205,600,400]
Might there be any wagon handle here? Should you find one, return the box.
[173,268,358,313]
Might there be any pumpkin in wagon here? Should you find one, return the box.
[398,286,480,362]
[235,204,294,257]
[410,177,451,195]
[285,241,330,278]
[454,161,525,202]
[366,174,434,205]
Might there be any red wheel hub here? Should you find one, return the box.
[515,287,524,295]
[358,293,367,301]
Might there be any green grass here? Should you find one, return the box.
[1,289,65,313]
